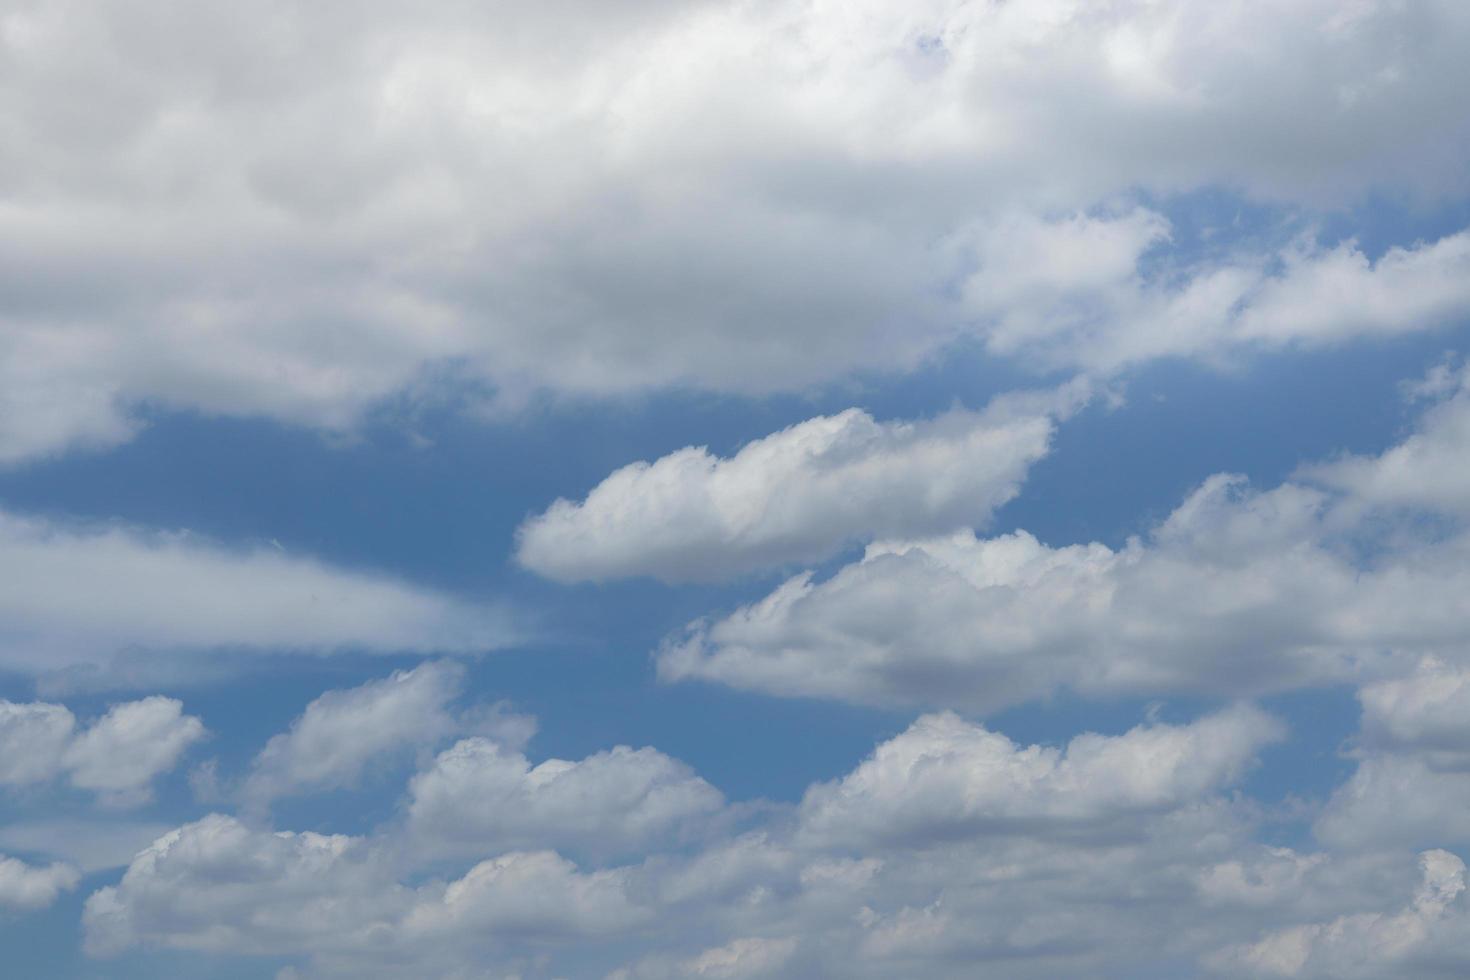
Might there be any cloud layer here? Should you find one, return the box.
[4,1,1470,459]
[82,692,1301,978]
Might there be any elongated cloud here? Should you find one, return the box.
[797,704,1283,849]
[965,219,1470,372]
[517,386,1085,583]
[0,509,515,672]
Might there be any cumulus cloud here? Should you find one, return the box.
[406,738,725,862]
[1316,660,1470,853]
[82,815,406,958]
[660,368,1470,710]
[1315,755,1470,855]
[82,815,644,965]
[61,696,208,806]
[0,695,204,805]
[401,851,646,940]
[517,385,1086,583]
[83,700,1312,978]
[0,854,80,911]
[0,508,516,672]
[241,661,532,810]
[3,1,1470,459]
[1209,850,1468,978]
[796,705,1283,849]
[1357,657,1470,768]
[657,481,1417,709]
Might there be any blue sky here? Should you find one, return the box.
[4,2,1470,977]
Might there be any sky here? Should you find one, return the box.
[3,1,1470,977]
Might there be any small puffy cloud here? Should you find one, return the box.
[1209,850,1468,978]
[62,696,207,806]
[797,705,1282,849]
[241,661,529,809]
[0,695,204,805]
[0,509,516,674]
[516,386,1083,583]
[0,854,80,911]
[407,738,725,861]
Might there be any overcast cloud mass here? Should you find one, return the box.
[3,0,1470,977]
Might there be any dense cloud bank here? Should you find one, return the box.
[3,0,1470,461]
[62,681,1470,979]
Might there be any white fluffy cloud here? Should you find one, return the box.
[0,694,204,805]
[658,481,1436,709]
[796,705,1283,849]
[82,815,406,958]
[406,738,725,862]
[660,367,1470,710]
[3,1,1470,460]
[0,508,515,672]
[61,696,207,806]
[82,814,645,964]
[517,386,1083,583]
[83,700,1319,978]
[241,661,533,810]
[0,854,80,911]
[964,218,1470,373]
